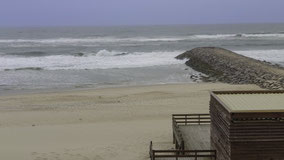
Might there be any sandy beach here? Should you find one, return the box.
[0,83,260,160]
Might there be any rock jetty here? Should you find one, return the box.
[176,47,284,90]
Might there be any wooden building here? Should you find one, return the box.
[210,90,284,160]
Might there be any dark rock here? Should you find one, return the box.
[74,52,84,57]
[235,34,242,37]
[176,47,284,90]
[114,52,129,56]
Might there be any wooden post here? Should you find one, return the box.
[173,131,176,144]
[149,141,153,160]
[172,116,175,143]
[175,152,178,160]
[175,139,178,149]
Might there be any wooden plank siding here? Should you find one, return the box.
[210,90,284,160]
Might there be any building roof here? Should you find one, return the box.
[212,91,284,113]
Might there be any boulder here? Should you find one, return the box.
[176,47,284,90]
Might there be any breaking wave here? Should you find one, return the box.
[235,49,284,66]
[0,50,185,71]
[4,67,43,71]
[1,32,284,47]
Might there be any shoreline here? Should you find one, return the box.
[0,82,260,160]
[0,81,199,97]
[0,63,198,96]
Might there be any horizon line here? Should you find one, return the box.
[1,22,284,28]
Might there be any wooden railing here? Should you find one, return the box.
[172,117,184,150]
[172,114,211,150]
[172,114,211,125]
[149,114,215,160]
[150,141,216,160]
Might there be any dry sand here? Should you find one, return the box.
[0,83,260,160]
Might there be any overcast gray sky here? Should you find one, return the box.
[1,0,284,26]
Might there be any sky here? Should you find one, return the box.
[0,0,284,26]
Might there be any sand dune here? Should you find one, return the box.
[0,83,259,160]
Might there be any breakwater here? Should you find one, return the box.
[176,47,284,90]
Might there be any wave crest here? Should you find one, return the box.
[4,67,43,71]
[0,50,185,71]
[1,32,284,47]
[235,49,284,66]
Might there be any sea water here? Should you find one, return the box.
[1,24,284,93]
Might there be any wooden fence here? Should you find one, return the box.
[172,114,211,125]
[149,114,216,160]
[150,141,216,160]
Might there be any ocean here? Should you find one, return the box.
[1,24,284,93]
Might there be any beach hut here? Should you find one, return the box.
[210,90,284,160]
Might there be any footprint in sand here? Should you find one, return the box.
[31,152,38,156]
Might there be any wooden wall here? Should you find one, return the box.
[210,95,284,160]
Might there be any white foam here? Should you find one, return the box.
[0,35,224,45]
[0,50,186,71]
[2,33,284,47]
[0,37,185,44]
[132,37,186,42]
[241,33,284,38]
[95,49,122,56]
[0,37,189,48]
[192,34,236,39]
[235,49,284,66]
